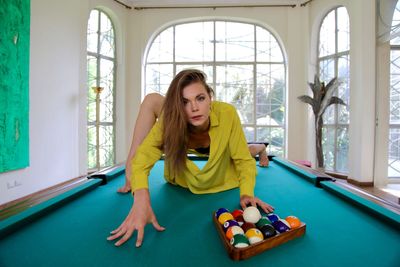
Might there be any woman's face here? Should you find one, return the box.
[182,82,211,131]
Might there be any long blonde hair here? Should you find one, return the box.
[162,69,214,175]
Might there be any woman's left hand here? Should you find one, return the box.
[240,195,274,214]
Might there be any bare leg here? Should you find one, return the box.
[248,144,269,167]
[117,93,164,193]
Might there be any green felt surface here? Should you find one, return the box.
[0,159,399,267]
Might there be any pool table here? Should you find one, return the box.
[1,157,399,267]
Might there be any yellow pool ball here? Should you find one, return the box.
[218,212,234,224]
[245,228,264,244]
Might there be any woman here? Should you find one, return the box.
[108,69,274,247]
[117,99,269,194]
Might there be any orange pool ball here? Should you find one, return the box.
[226,225,244,240]
[285,215,301,229]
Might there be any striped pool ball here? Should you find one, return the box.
[272,219,291,233]
[223,220,239,232]
[226,225,244,240]
[245,228,264,244]
[230,234,250,248]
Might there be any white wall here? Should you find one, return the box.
[0,0,128,205]
[0,0,382,205]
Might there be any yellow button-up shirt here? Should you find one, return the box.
[131,101,256,196]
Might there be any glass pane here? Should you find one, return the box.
[319,58,335,82]
[322,126,335,171]
[337,55,350,124]
[256,64,285,126]
[145,64,174,95]
[99,12,115,58]
[337,7,349,53]
[87,125,96,169]
[388,127,400,177]
[215,65,254,123]
[390,50,400,124]
[256,27,283,62]
[336,126,349,173]
[176,64,214,85]
[257,127,284,157]
[87,10,99,53]
[99,125,114,167]
[243,126,255,142]
[147,28,173,63]
[99,58,114,122]
[216,21,254,62]
[319,10,336,57]
[87,55,97,123]
[391,2,400,45]
[175,22,214,62]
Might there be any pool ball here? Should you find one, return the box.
[230,234,250,248]
[218,212,234,225]
[245,228,264,244]
[235,214,245,226]
[285,215,301,229]
[256,216,272,229]
[272,219,291,233]
[243,206,262,223]
[260,224,277,238]
[215,208,229,219]
[241,222,257,233]
[226,225,244,240]
[223,220,239,232]
[266,213,280,223]
[231,209,243,219]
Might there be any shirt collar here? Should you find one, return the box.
[209,102,219,127]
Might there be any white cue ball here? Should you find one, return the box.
[243,206,262,223]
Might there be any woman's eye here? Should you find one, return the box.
[198,96,205,101]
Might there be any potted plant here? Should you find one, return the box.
[298,75,346,170]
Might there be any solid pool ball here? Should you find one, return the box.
[285,215,301,229]
[256,216,272,229]
[245,228,264,244]
[272,219,291,233]
[235,214,245,226]
[230,234,250,248]
[218,212,234,225]
[260,224,277,238]
[223,220,239,232]
[266,213,280,223]
[226,225,244,240]
[231,209,244,219]
[241,222,257,233]
[243,206,262,223]
[215,208,229,219]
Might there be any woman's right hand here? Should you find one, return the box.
[107,188,165,247]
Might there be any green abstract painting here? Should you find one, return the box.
[0,0,30,172]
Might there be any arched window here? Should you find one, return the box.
[145,20,286,156]
[318,7,350,173]
[389,1,400,178]
[86,9,116,170]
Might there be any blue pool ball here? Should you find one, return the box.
[266,213,280,223]
[215,208,229,219]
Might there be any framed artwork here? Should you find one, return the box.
[0,0,30,172]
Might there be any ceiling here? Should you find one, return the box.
[125,0,307,8]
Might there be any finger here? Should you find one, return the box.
[110,225,122,235]
[151,220,166,232]
[107,228,126,241]
[136,227,144,247]
[115,228,134,247]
